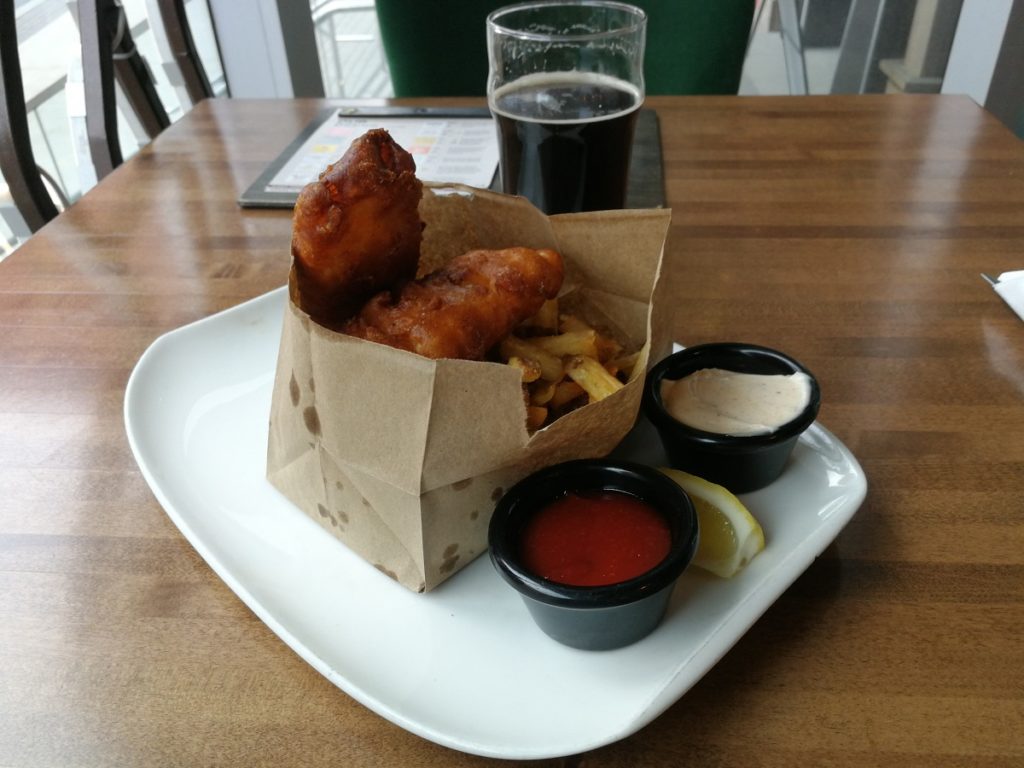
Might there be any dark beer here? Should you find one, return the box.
[490,72,641,214]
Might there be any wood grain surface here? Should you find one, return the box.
[1,95,1022,767]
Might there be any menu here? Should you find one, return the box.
[239,108,500,208]
[239,106,664,210]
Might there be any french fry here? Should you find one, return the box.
[549,380,585,409]
[566,355,624,402]
[530,330,600,359]
[595,335,624,362]
[504,309,634,429]
[529,379,557,406]
[526,405,548,431]
[558,314,623,361]
[507,355,542,383]
[608,350,641,379]
[520,298,559,334]
[499,336,563,381]
[559,313,592,333]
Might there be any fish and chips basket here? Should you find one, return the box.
[267,184,673,592]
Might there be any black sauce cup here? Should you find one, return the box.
[642,343,821,494]
[488,459,698,651]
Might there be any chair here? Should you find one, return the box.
[375,0,756,97]
[0,0,60,232]
[154,0,220,103]
[78,0,171,179]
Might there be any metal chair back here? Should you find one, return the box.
[155,0,221,103]
[78,0,171,179]
[0,0,60,232]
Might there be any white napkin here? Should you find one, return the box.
[989,271,1024,322]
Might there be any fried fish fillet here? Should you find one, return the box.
[342,247,564,360]
[290,128,423,328]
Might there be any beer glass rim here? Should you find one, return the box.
[487,1,647,43]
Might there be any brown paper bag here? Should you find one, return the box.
[267,184,672,592]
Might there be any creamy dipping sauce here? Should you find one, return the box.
[660,368,812,436]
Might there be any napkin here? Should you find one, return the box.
[988,271,1024,322]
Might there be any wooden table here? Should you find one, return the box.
[2,95,1022,767]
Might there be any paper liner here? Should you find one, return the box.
[268,184,672,591]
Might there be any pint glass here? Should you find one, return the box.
[486,1,647,214]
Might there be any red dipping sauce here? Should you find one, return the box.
[519,490,672,587]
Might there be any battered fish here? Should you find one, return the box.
[290,128,423,328]
[342,247,564,360]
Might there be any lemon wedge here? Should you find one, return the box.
[659,467,766,578]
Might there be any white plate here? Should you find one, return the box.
[124,288,866,760]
